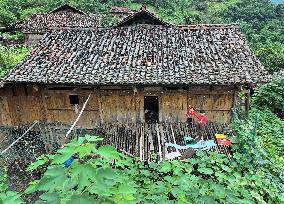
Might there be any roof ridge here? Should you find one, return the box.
[116,5,171,27]
[48,3,86,15]
[178,24,240,30]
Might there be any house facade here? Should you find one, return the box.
[17,4,101,45]
[0,7,270,127]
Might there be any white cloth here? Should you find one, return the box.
[165,150,182,160]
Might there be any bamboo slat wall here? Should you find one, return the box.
[0,84,236,126]
[0,121,230,162]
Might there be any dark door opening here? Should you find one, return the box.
[144,96,159,123]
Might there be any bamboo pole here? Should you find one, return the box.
[1,121,39,155]
[170,124,177,144]
[65,94,91,139]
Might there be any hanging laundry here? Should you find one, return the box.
[63,155,75,168]
[165,150,182,160]
[186,109,197,118]
[196,114,208,126]
[166,140,216,150]
[215,134,227,139]
[216,138,232,146]
[184,136,197,145]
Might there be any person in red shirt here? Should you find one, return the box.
[196,110,208,140]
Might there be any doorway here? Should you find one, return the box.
[144,96,159,123]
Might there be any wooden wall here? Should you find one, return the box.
[0,84,45,125]
[0,84,236,126]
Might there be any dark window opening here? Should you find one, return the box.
[69,95,79,105]
[144,96,159,123]
[24,86,28,96]
[11,87,16,96]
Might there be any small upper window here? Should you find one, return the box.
[69,95,79,105]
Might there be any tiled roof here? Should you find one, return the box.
[4,24,271,85]
[110,6,135,14]
[17,9,100,33]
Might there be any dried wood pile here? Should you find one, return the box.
[97,122,231,161]
[0,121,230,163]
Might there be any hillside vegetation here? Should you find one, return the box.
[0,0,283,203]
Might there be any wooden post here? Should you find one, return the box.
[96,89,104,124]
[159,124,166,159]
[245,89,250,115]
[156,123,162,162]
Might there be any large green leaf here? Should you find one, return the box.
[198,167,214,175]
[0,191,23,204]
[26,155,49,171]
[98,145,120,160]
[52,148,75,164]
[39,192,60,203]
[75,143,94,159]
[67,194,97,204]
[37,167,68,192]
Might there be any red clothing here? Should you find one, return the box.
[196,114,208,126]
[216,138,232,146]
[186,110,197,118]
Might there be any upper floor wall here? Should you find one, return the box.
[0,84,237,127]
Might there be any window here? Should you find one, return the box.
[69,95,79,105]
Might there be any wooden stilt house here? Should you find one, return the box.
[0,7,271,127]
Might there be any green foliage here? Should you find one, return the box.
[232,108,284,170]
[220,1,284,73]
[0,8,17,27]
[23,134,284,204]
[256,44,284,74]
[0,46,30,77]
[0,168,23,204]
[101,15,120,26]
[1,32,24,40]
[252,71,284,114]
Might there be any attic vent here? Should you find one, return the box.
[69,95,79,105]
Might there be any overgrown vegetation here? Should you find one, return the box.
[0,135,281,203]
[253,71,284,116]
[0,46,30,77]
[0,168,23,204]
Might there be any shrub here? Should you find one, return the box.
[24,134,284,203]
